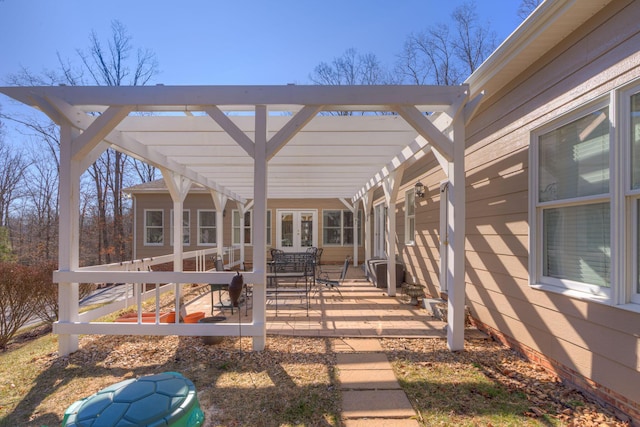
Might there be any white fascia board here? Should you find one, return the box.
[466,0,613,99]
[0,85,466,112]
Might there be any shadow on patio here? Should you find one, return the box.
[184,266,486,340]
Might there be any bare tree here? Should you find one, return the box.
[0,131,29,229]
[310,48,393,86]
[21,145,59,263]
[517,0,543,20]
[401,23,462,85]
[396,1,497,85]
[5,20,158,265]
[310,48,395,115]
[452,1,497,75]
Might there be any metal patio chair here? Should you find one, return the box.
[315,256,350,298]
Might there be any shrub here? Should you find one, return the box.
[0,263,42,350]
[31,262,94,324]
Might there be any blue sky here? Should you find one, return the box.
[0,0,525,132]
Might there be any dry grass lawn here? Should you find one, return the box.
[0,327,630,427]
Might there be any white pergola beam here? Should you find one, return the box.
[204,105,256,158]
[395,105,454,162]
[266,105,322,159]
[3,85,465,111]
[71,105,132,160]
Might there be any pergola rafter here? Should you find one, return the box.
[0,84,468,355]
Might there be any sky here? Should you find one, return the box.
[0,0,526,137]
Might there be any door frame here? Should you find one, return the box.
[275,209,318,252]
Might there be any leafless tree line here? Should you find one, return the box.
[0,1,539,267]
[1,20,159,266]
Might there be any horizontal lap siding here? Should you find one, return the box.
[462,0,640,414]
[132,194,365,265]
[400,159,446,296]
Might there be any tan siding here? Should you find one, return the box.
[454,0,640,414]
[133,194,365,265]
[465,251,529,281]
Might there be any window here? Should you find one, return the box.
[197,210,216,245]
[629,90,640,303]
[266,210,272,246]
[232,210,252,245]
[322,210,362,246]
[144,209,164,246]
[532,102,611,297]
[531,85,640,309]
[170,210,190,246]
[405,189,416,245]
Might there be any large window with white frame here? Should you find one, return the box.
[531,85,640,310]
[144,209,164,246]
[170,209,190,246]
[532,100,611,297]
[232,210,252,245]
[405,189,416,245]
[231,209,272,246]
[322,209,362,246]
[628,88,640,304]
[197,210,216,246]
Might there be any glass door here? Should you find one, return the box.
[373,203,387,258]
[276,210,317,252]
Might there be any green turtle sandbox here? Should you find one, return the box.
[62,371,204,427]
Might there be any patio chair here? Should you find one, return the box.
[315,256,350,298]
[209,257,232,314]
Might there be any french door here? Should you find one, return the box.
[373,203,387,258]
[276,210,317,252]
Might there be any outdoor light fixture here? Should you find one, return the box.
[414,181,425,198]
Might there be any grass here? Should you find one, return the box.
[0,331,628,426]
[0,284,627,426]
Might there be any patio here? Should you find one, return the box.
[182,267,486,340]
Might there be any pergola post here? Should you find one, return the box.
[446,116,466,351]
[252,105,268,350]
[162,170,192,272]
[58,124,81,356]
[362,190,374,274]
[162,170,192,317]
[209,191,228,263]
[382,167,404,297]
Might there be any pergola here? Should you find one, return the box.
[0,84,476,355]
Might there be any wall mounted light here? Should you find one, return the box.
[414,181,425,198]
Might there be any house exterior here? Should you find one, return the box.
[390,0,639,421]
[125,180,364,266]
[1,0,639,422]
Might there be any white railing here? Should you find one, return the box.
[75,247,239,323]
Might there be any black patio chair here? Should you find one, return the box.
[315,256,350,298]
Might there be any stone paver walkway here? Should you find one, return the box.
[334,338,420,426]
[183,269,487,425]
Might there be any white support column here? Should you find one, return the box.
[362,191,374,270]
[57,124,82,356]
[381,167,404,297]
[252,105,268,351]
[161,170,192,273]
[209,191,228,263]
[236,200,247,268]
[161,170,192,319]
[446,116,466,351]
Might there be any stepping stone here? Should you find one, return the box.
[334,338,384,352]
[337,353,390,370]
[339,368,401,390]
[344,419,421,427]
[342,390,416,419]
